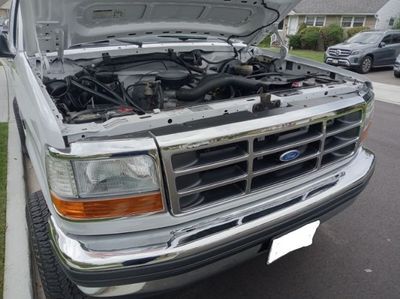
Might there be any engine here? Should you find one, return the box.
[43,50,333,124]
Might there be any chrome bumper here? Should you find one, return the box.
[50,147,375,297]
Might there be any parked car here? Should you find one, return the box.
[325,30,400,74]
[394,55,400,78]
[0,0,375,298]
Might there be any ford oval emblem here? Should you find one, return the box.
[280,150,301,162]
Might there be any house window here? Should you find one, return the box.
[278,20,284,30]
[389,17,395,27]
[305,16,325,27]
[341,16,366,28]
[353,17,365,27]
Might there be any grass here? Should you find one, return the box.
[0,123,8,296]
[264,47,325,63]
[288,50,325,63]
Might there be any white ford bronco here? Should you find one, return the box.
[0,0,375,297]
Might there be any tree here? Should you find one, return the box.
[393,18,400,30]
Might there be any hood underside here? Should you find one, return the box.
[23,0,299,54]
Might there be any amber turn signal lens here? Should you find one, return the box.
[360,121,372,143]
[51,192,164,220]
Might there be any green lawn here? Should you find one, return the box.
[264,48,325,63]
[0,123,8,296]
[288,50,325,63]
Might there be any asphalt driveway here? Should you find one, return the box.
[367,68,399,85]
[157,100,400,299]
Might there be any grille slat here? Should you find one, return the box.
[253,152,320,177]
[253,132,323,157]
[326,121,362,137]
[174,154,249,176]
[161,109,364,214]
[324,138,359,154]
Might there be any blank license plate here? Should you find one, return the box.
[267,221,320,264]
[332,59,339,64]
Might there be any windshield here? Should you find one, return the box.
[346,32,383,44]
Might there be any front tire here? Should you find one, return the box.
[27,191,86,299]
[395,71,400,78]
[357,56,373,74]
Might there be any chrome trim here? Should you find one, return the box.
[326,58,351,67]
[50,148,375,297]
[328,48,351,57]
[157,97,366,215]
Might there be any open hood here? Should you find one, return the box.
[21,0,299,54]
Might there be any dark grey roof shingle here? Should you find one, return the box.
[293,0,390,14]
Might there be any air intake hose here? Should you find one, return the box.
[175,75,267,102]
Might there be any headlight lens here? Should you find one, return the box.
[351,50,361,55]
[74,156,159,198]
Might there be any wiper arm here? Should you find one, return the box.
[69,40,111,49]
[158,35,208,41]
[70,38,143,49]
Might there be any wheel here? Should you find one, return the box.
[395,71,400,78]
[12,99,28,157]
[357,56,373,74]
[26,191,87,299]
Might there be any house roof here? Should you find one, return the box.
[292,0,390,15]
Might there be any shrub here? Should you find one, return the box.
[320,24,344,49]
[288,34,302,49]
[259,34,272,48]
[393,18,400,30]
[297,22,308,34]
[346,26,370,38]
[300,27,321,50]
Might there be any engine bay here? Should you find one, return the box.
[42,48,347,124]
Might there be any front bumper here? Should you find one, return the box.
[325,55,361,68]
[50,147,375,297]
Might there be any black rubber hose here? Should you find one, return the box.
[175,75,267,102]
[69,80,123,106]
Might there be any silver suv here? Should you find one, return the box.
[326,30,400,74]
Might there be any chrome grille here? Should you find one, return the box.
[328,48,351,57]
[159,109,363,215]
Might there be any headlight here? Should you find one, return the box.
[351,50,362,55]
[46,144,164,221]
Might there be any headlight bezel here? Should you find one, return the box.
[46,139,166,220]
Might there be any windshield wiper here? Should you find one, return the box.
[70,39,143,49]
[158,35,208,41]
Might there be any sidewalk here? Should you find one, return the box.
[373,81,400,105]
[0,66,33,299]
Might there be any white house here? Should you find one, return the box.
[283,0,400,36]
